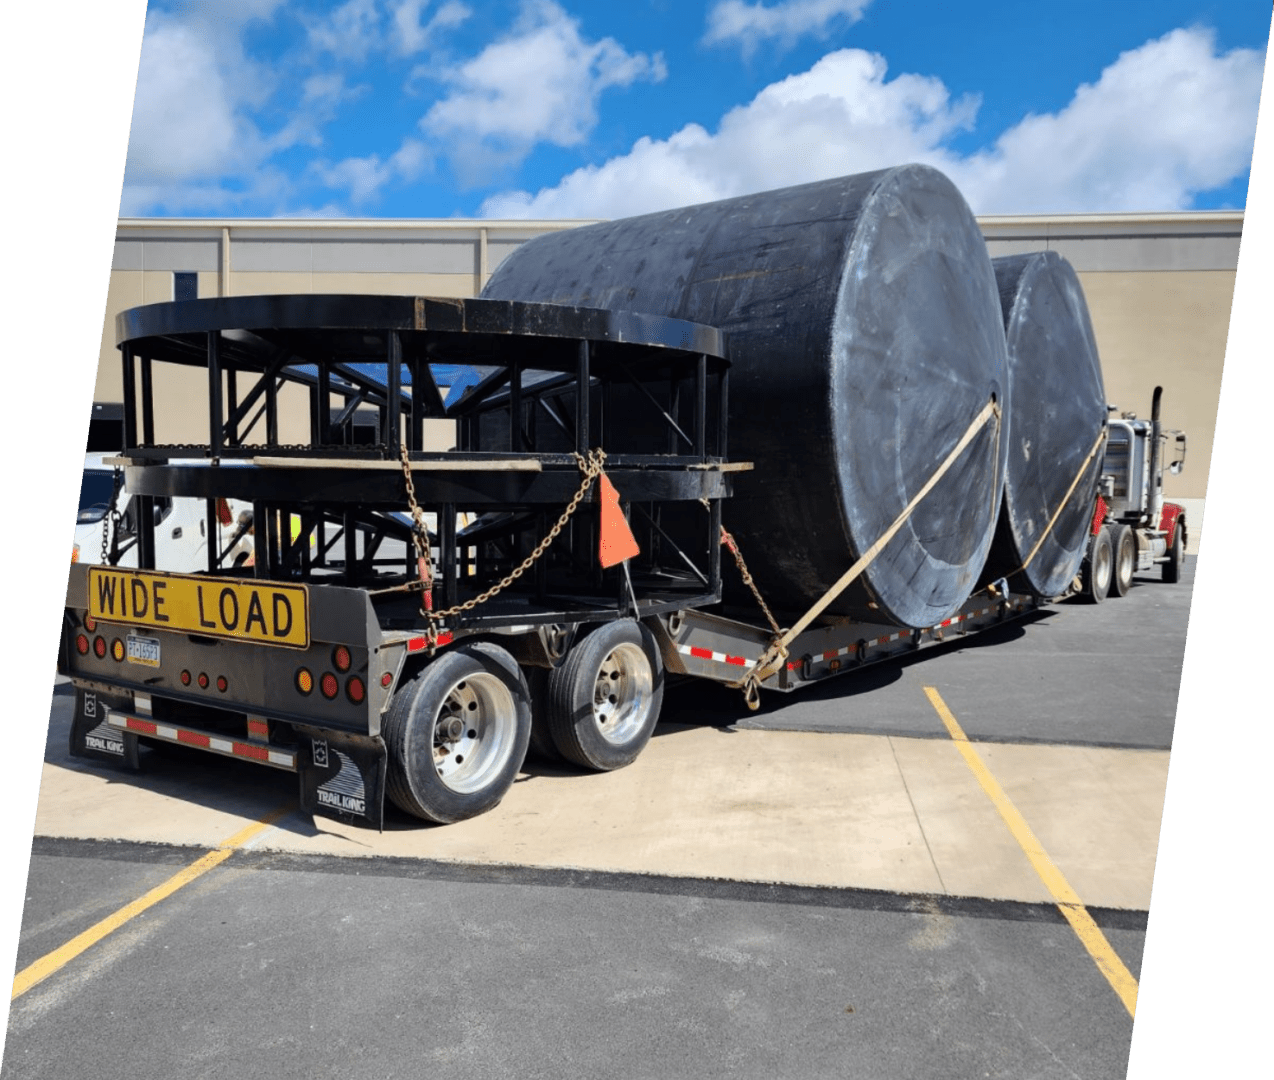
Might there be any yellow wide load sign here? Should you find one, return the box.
[87,569,310,648]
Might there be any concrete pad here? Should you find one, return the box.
[32,703,1170,909]
[888,738,1051,903]
[974,742,1169,910]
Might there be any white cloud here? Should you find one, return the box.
[121,4,287,212]
[306,0,383,62]
[479,48,975,218]
[947,27,1266,213]
[421,0,667,184]
[704,0,873,55]
[313,137,433,204]
[480,27,1264,220]
[391,0,471,55]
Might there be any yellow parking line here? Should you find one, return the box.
[922,686,1139,1017]
[11,805,290,1001]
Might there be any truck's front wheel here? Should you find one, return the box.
[383,642,531,824]
[1163,523,1184,583]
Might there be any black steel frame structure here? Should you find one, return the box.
[112,294,738,632]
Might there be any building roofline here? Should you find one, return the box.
[117,209,1244,232]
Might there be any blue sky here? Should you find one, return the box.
[121,0,1270,220]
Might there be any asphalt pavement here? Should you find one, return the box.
[2,558,1193,1079]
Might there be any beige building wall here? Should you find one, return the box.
[94,212,1242,505]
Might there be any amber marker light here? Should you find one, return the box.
[93,637,106,658]
[346,676,366,704]
[320,673,339,700]
[111,639,125,662]
[295,668,314,695]
[332,645,351,673]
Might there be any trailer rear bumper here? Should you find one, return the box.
[68,683,389,830]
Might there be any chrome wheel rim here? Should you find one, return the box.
[1094,541,1112,589]
[1117,537,1134,584]
[432,672,517,793]
[592,643,653,746]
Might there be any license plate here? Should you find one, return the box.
[87,568,310,649]
[126,634,161,667]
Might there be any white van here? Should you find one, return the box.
[73,454,252,571]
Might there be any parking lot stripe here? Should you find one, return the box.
[922,686,1139,1017]
[11,805,290,1001]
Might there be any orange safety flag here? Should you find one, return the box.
[597,472,640,568]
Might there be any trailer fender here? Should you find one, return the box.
[294,726,387,832]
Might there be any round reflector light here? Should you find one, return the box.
[197,672,209,689]
[216,676,228,693]
[295,668,313,695]
[320,672,339,700]
[180,670,191,686]
[380,671,393,688]
[332,645,351,673]
[76,634,89,655]
[346,676,366,704]
[93,637,106,658]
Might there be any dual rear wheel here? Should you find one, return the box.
[383,619,664,824]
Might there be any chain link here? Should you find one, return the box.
[397,444,608,646]
[100,469,124,566]
[700,497,788,709]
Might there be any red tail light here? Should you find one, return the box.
[332,645,351,673]
[75,634,89,655]
[197,672,209,689]
[346,676,365,704]
[320,673,339,700]
[93,637,106,658]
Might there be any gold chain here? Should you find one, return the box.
[398,444,608,644]
[701,497,788,709]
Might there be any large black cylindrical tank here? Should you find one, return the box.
[483,164,1010,629]
[979,252,1107,597]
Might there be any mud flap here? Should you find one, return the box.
[295,727,387,831]
[69,687,140,769]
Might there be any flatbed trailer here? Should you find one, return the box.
[59,293,1067,829]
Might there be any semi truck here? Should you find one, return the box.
[55,167,1190,830]
[1081,388,1189,602]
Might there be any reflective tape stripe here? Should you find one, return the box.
[677,644,756,669]
[107,712,296,769]
[406,631,454,652]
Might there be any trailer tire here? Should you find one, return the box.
[382,642,531,824]
[1163,523,1184,583]
[1110,525,1135,597]
[546,619,664,771]
[1081,528,1112,604]
[524,666,563,763]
